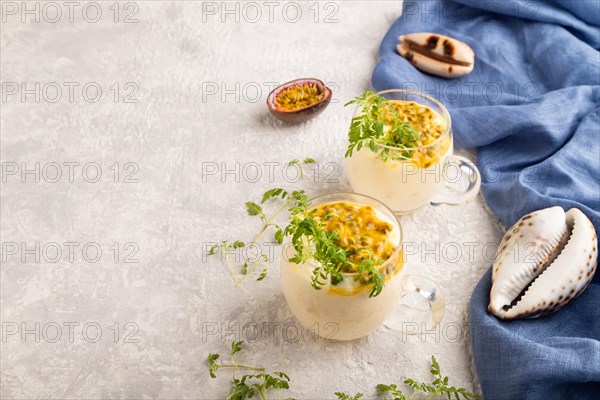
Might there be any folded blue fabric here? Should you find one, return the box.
[371,1,600,399]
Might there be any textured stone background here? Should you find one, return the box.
[1,1,504,398]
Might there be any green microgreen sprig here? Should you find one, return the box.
[377,356,479,400]
[335,392,363,400]
[345,91,420,161]
[207,156,387,296]
[208,341,294,400]
[283,194,386,297]
[207,158,316,285]
[288,157,316,180]
[208,240,267,286]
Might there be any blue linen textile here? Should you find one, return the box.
[371,1,600,399]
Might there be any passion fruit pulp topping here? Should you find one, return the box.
[311,201,396,272]
[386,100,450,167]
[274,83,325,111]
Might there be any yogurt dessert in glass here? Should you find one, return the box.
[345,90,480,214]
[280,192,405,341]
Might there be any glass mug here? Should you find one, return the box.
[280,193,444,341]
[345,89,481,214]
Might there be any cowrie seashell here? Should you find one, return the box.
[396,32,475,78]
[488,206,598,320]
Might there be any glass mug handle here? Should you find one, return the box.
[429,155,481,207]
[384,275,445,333]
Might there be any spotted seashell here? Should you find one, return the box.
[488,206,598,320]
[396,32,475,78]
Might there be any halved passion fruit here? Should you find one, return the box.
[266,78,332,123]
